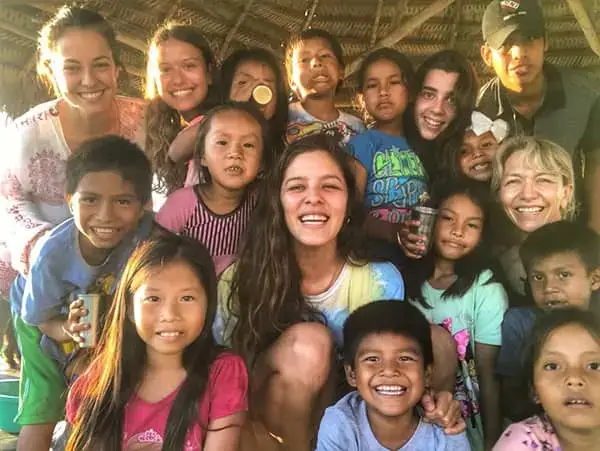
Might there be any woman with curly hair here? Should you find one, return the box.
[214,133,464,450]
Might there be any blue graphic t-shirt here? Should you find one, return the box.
[348,129,429,224]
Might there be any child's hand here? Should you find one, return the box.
[168,120,202,164]
[421,390,466,435]
[63,299,90,344]
[396,220,428,259]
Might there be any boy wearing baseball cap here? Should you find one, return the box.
[477,0,600,234]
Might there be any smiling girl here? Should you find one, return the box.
[143,24,218,198]
[406,182,508,450]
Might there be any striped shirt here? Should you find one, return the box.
[156,186,257,274]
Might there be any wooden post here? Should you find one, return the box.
[565,0,600,57]
[370,0,384,46]
[219,0,255,60]
[344,0,456,78]
[303,0,320,29]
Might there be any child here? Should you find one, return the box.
[285,28,365,144]
[66,235,248,450]
[405,182,508,450]
[458,111,509,183]
[156,103,268,274]
[347,48,429,265]
[220,47,289,161]
[9,136,155,450]
[493,308,600,450]
[496,221,600,421]
[144,23,218,198]
[317,300,470,450]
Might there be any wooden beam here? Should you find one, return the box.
[345,0,456,78]
[449,0,463,48]
[163,0,182,23]
[303,0,320,29]
[0,17,37,41]
[565,0,600,57]
[391,0,408,29]
[370,0,384,47]
[218,0,256,60]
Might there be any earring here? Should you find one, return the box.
[345,216,351,224]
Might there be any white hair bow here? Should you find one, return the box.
[467,111,510,143]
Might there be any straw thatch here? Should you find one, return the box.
[0,0,599,116]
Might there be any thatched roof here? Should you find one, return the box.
[1,0,599,116]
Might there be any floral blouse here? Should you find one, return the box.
[493,415,561,450]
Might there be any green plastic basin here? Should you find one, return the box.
[0,379,20,434]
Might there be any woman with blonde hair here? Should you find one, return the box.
[491,136,576,298]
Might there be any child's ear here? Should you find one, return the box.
[591,266,600,292]
[480,44,493,68]
[343,363,357,388]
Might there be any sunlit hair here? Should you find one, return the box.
[523,308,600,414]
[405,50,478,176]
[227,133,368,364]
[404,181,498,308]
[220,48,289,157]
[285,28,344,96]
[66,235,224,451]
[38,6,121,96]
[355,47,414,124]
[193,102,271,184]
[144,23,218,195]
[491,136,576,220]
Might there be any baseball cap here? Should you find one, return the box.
[482,0,545,49]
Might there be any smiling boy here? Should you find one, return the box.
[10,136,155,450]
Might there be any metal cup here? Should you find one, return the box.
[78,293,101,348]
[410,206,438,252]
[252,85,273,105]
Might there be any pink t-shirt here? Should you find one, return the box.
[67,353,248,451]
[493,415,561,450]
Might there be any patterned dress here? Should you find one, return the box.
[0,96,145,295]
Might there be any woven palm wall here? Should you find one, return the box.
[0,0,599,116]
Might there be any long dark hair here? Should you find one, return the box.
[144,24,219,195]
[220,48,288,160]
[404,182,497,308]
[66,235,224,451]
[405,50,478,178]
[227,133,367,364]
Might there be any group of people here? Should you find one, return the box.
[1,0,599,450]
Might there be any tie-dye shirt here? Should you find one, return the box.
[213,261,404,347]
[493,416,561,450]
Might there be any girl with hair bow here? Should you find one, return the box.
[458,110,509,183]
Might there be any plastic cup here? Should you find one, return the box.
[252,85,273,105]
[410,206,438,252]
[78,294,101,348]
